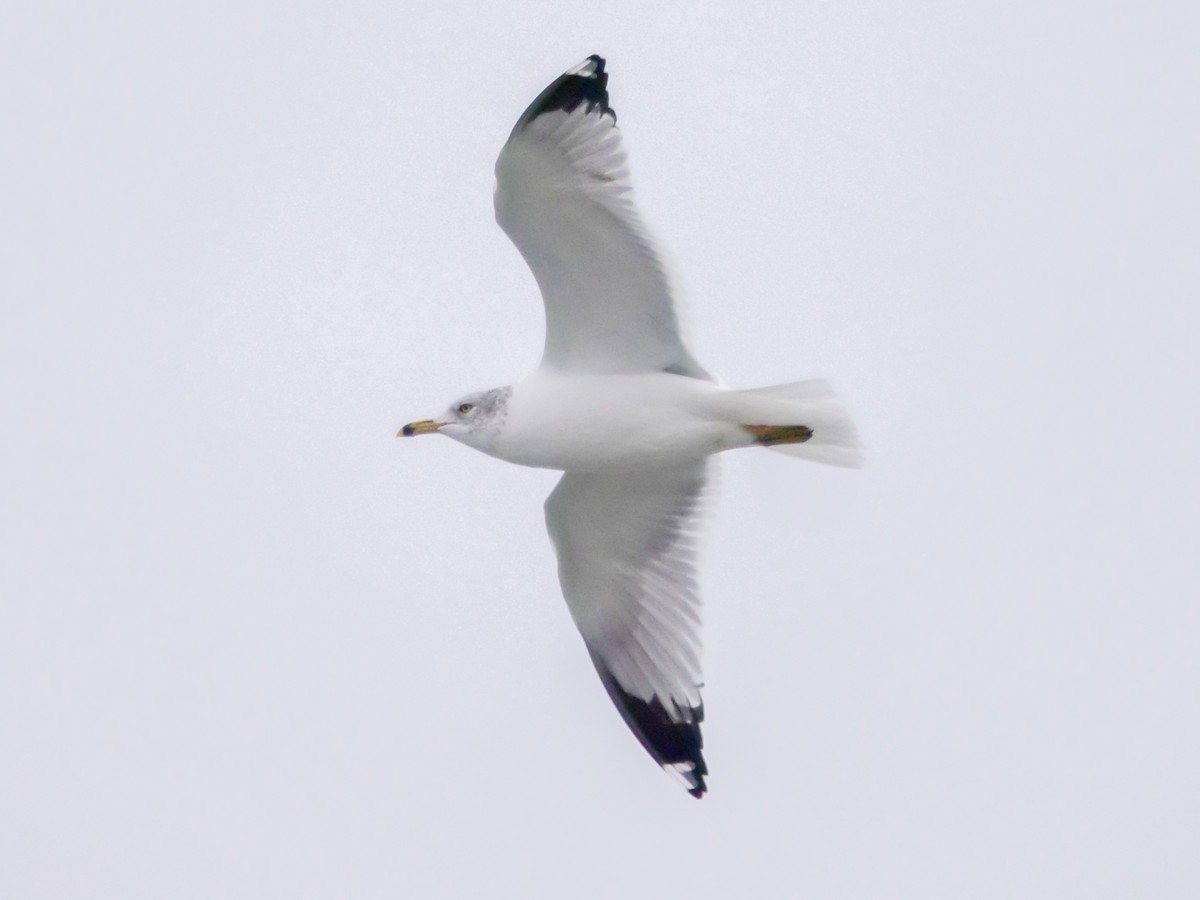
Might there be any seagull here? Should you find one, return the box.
[402,55,859,797]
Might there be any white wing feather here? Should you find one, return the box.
[544,461,711,795]
[494,56,708,378]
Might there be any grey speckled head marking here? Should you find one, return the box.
[442,385,513,449]
[475,386,511,436]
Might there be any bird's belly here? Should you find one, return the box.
[496,419,725,471]
[490,376,736,472]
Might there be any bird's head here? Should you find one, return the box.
[399,387,511,451]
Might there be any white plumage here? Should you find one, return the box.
[493,55,708,379]
[402,55,859,797]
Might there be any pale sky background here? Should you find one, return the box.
[3,2,1198,897]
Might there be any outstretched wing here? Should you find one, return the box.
[494,55,708,379]
[544,462,711,797]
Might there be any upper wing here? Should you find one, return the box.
[544,462,711,797]
[494,55,708,378]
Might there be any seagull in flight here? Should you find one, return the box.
[402,55,859,797]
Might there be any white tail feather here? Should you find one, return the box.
[734,380,862,468]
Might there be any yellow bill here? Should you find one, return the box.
[399,419,442,437]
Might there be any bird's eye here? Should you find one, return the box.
[457,403,474,415]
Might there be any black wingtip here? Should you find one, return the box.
[596,664,708,797]
[515,54,615,129]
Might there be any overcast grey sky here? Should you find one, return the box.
[3,2,1198,897]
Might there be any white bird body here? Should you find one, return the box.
[490,371,745,471]
[402,55,859,797]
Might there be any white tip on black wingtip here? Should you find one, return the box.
[566,56,603,77]
[514,54,615,129]
[664,761,708,799]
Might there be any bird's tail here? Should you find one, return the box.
[733,379,862,468]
